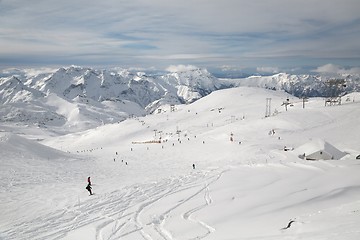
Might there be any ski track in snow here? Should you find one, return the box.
[2,170,224,240]
[181,178,218,240]
[4,154,359,240]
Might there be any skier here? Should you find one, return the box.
[192,163,196,169]
[86,183,93,195]
[87,176,92,185]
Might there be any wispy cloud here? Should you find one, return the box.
[166,65,198,72]
[0,0,359,72]
[256,67,280,74]
[312,64,360,75]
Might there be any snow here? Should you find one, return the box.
[1,86,360,240]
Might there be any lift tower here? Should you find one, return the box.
[324,79,346,106]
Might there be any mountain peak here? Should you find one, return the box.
[0,76,44,104]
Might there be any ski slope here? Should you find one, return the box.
[1,87,360,240]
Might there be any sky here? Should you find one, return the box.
[1,0,360,74]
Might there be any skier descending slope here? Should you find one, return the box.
[86,182,93,195]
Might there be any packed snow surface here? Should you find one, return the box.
[1,87,360,240]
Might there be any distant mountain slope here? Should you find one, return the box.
[27,66,222,106]
[226,73,360,97]
[0,76,44,104]
[0,66,224,131]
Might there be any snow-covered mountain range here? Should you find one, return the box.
[230,73,360,97]
[0,66,222,131]
[1,66,359,132]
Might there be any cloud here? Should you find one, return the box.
[23,67,58,77]
[312,64,342,74]
[0,0,360,71]
[220,65,244,72]
[312,64,360,75]
[0,67,57,78]
[165,65,198,72]
[256,67,280,74]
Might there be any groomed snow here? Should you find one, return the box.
[1,87,360,240]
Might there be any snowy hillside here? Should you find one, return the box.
[1,86,360,240]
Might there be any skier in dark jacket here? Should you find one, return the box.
[87,176,91,185]
[86,183,93,195]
